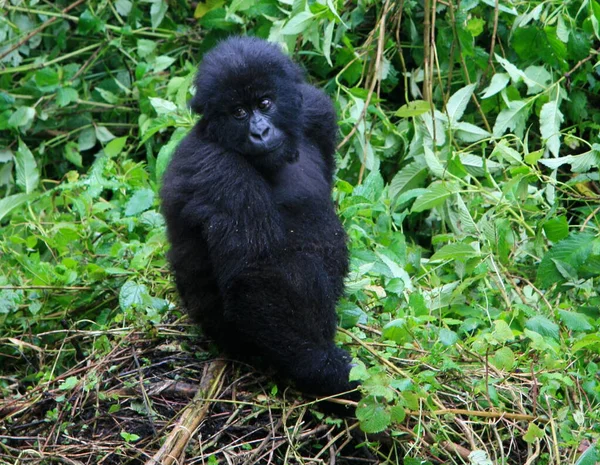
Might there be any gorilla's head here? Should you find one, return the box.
[190,37,305,172]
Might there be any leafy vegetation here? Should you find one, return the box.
[1,0,600,463]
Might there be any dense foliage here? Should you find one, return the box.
[1,0,600,463]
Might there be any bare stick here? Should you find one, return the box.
[145,360,227,465]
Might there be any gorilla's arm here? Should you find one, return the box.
[299,84,338,179]
[161,137,284,283]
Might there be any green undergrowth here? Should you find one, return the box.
[1,0,600,464]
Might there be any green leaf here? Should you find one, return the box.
[558,310,593,332]
[491,320,514,343]
[543,216,569,242]
[105,136,128,158]
[15,139,39,194]
[493,100,529,138]
[0,193,31,222]
[538,148,600,173]
[431,243,480,262]
[491,347,515,371]
[194,0,225,18]
[540,101,564,157]
[281,12,315,35]
[382,319,410,344]
[125,188,155,216]
[446,83,475,124]
[153,55,176,72]
[481,73,509,99]
[137,39,157,58]
[58,376,79,391]
[115,0,133,16]
[525,315,559,340]
[8,106,35,129]
[79,127,97,151]
[56,88,78,107]
[411,182,454,213]
[142,0,168,29]
[322,21,335,67]
[95,126,116,143]
[536,232,595,288]
[523,423,544,443]
[438,328,458,346]
[389,161,427,198]
[149,97,177,115]
[356,399,391,433]
[394,100,431,118]
[78,9,104,34]
[119,280,149,311]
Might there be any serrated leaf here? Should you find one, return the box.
[558,310,593,332]
[383,319,410,344]
[423,146,445,178]
[142,0,168,29]
[115,0,132,16]
[431,243,480,262]
[79,127,97,151]
[389,161,427,198]
[438,328,458,346]
[540,101,564,157]
[281,11,314,35]
[492,140,522,165]
[356,400,391,433]
[411,182,454,213]
[493,100,529,138]
[323,21,335,66]
[56,88,78,107]
[8,106,35,129]
[523,65,552,95]
[446,83,476,124]
[523,423,545,443]
[454,122,491,142]
[125,188,155,216]
[15,139,39,194]
[459,153,502,176]
[95,126,116,143]
[492,347,515,370]
[538,149,600,172]
[58,376,78,391]
[536,232,595,288]
[543,216,569,242]
[194,0,224,18]
[119,280,149,311]
[0,193,31,222]
[481,73,510,99]
[104,136,128,158]
[154,55,176,72]
[394,100,431,117]
[495,54,526,83]
[525,315,559,340]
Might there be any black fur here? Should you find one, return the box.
[160,37,356,396]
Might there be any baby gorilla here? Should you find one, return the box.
[161,36,356,396]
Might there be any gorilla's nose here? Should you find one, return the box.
[250,124,271,143]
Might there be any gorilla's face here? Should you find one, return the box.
[190,37,304,172]
[201,76,301,172]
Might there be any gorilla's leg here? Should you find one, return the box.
[222,256,357,396]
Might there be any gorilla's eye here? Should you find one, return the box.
[258,98,272,110]
[232,107,248,119]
